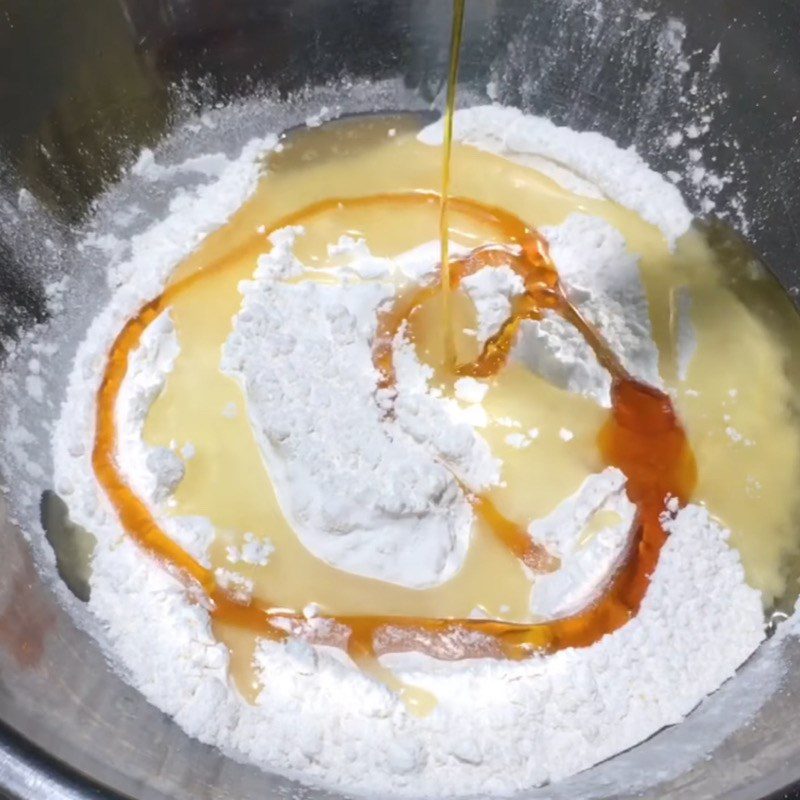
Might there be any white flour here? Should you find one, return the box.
[540,215,662,388]
[49,106,767,798]
[226,532,274,567]
[116,311,183,505]
[461,265,524,343]
[528,468,635,620]
[509,213,661,408]
[221,228,483,590]
[418,106,693,247]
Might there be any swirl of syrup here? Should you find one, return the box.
[92,191,696,701]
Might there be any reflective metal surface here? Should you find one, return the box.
[1,1,799,799]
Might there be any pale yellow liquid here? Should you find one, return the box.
[143,115,800,701]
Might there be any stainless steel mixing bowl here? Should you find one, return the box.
[1,1,800,798]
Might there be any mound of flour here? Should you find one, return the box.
[467,213,662,408]
[50,106,766,798]
[418,105,693,247]
[528,467,636,619]
[221,227,491,589]
[115,311,183,505]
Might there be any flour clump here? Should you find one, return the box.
[222,228,478,589]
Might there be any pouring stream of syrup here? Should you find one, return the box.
[439,0,466,371]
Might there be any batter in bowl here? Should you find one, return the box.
[42,104,800,795]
